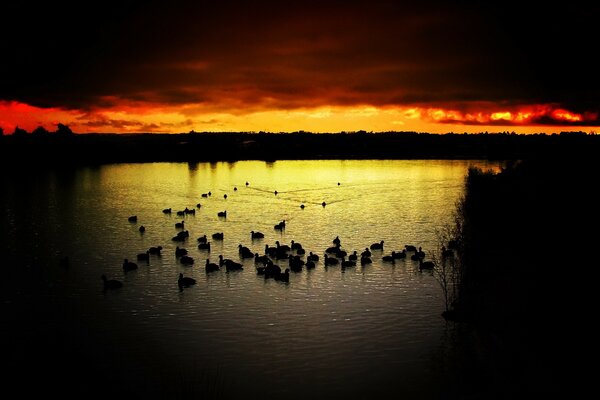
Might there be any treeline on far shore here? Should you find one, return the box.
[1,130,599,165]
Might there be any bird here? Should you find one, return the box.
[382,252,396,263]
[102,275,123,291]
[370,240,384,250]
[175,246,188,257]
[179,255,194,265]
[139,225,145,233]
[212,232,224,240]
[217,211,227,217]
[137,251,150,263]
[128,215,137,222]
[122,259,138,272]
[205,259,219,272]
[175,220,185,229]
[419,259,435,270]
[251,231,265,239]
[178,273,197,288]
[275,268,290,282]
[162,208,172,214]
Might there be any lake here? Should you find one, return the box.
[1,159,500,399]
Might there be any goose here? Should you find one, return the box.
[324,254,339,266]
[382,252,396,263]
[102,275,123,291]
[198,242,211,251]
[419,259,435,270]
[178,273,196,288]
[180,255,194,265]
[275,268,290,282]
[122,259,138,272]
[254,253,270,265]
[205,259,219,272]
[175,246,188,257]
[137,251,150,263]
[307,252,319,262]
[148,246,162,255]
[251,231,265,239]
[239,244,254,259]
[275,241,291,252]
[370,241,384,250]
[442,246,454,258]
[341,257,356,268]
[393,249,407,259]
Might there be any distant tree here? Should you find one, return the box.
[12,126,28,138]
[31,126,50,138]
[55,123,74,136]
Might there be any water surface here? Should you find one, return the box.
[1,159,500,399]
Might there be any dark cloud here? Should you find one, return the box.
[1,1,598,118]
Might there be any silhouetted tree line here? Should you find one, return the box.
[1,128,599,166]
[442,150,597,397]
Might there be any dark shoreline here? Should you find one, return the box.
[1,131,598,166]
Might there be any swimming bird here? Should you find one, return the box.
[197,235,208,243]
[275,268,290,282]
[382,252,396,263]
[148,246,163,255]
[217,211,227,217]
[419,259,435,270]
[128,215,137,222]
[180,255,194,265]
[361,248,371,258]
[162,208,172,214]
[370,241,384,250]
[212,232,224,240]
[178,273,196,288]
[175,246,188,257]
[205,259,219,272]
[324,254,339,266]
[307,252,319,262]
[102,274,123,291]
[137,251,150,263]
[139,225,145,233]
[122,259,138,272]
[198,242,211,251]
[175,220,185,229]
[393,249,407,259]
[360,256,372,265]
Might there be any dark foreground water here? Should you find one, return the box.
[1,159,500,399]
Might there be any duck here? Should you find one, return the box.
[341,257,356,268]
[175,220,185,229]
[212,232,224,240]
[360,256,372,265]
[361,248,371,258]
[178,273,196,288]
[198,242,211,251]
[239,244,254,258]
[128,215,137,222]
[162,208,172,214]
[139,225,146,233]
[101,274,123,291]
[217,211,227,217]
[251,231,265,239]
[197,235,208,243]
[348,251,358,261]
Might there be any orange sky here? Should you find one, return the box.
[1,2,598,134]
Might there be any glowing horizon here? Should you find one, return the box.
[1,100,597,135]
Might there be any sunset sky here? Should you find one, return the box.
[1,1,598,134]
